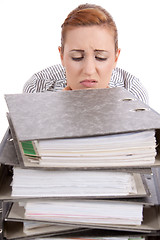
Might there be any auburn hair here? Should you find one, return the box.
[61,4,118,53]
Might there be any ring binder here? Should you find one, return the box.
[4,88,160,169]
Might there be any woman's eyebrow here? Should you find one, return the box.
[69,49,85,53]
[70,49,108,53]
[94,49,109,53]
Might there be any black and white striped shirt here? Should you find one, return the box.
[23,64,148,104]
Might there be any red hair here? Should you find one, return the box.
[61,4,118,53]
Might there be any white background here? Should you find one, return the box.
[0,0,160,141]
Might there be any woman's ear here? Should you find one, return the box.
[114,48,121,67]
[58,46,64,65]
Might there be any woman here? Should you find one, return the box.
[23,3,148,104]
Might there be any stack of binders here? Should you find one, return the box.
[0,87,160,240]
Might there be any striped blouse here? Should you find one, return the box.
[23,64,148,104]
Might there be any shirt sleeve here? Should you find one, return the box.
[23,75,41,93]
[110,68,149,104]
[23,64,66,93]
[127,76,149,105]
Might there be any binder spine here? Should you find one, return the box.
[0,128,10,155]
[0,201,3,240]
[0,128,19,167]
[152,167,160,205]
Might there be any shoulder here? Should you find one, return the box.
[110,67,137,86]
[23,64,66,93]
[110,67,149,104]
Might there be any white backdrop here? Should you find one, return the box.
[0,0,160,141]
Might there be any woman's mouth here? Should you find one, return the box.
[80,79,98,88]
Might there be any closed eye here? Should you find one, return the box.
[95,56,108,61]
[72,57,84,62]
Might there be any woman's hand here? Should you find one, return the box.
[63,86,72,91]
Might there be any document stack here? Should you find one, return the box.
[0,88,160,240]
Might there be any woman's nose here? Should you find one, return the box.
[82,57,96,76]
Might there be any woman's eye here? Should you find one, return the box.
[72,57,84,62]
[95,56,108,61]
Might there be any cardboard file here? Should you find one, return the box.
[4,222,154,240]
[6,202,160,234]
[4,88,160,169]
[0,127,158,171]
[0,165,151,201]
[4,221,86,240]
[11,168,149,199]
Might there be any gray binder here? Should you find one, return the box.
[4,221,86,240]
[0,166,152,201]
[6,202,160,234]
[4,88,160,169]
[4,221,157,240]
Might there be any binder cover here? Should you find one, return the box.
[5,88,160,141]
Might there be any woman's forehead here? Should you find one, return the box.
[64,26,115,51]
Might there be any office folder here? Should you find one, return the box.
[22,130,156,168]
[6,202,160,234]
[4,88,160,169]
[3,171,160,236]
[3,221,86,240]
[4,221,151,240]
[4,222,150,240]
[11,168,148,199]
[0,165,152,201]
